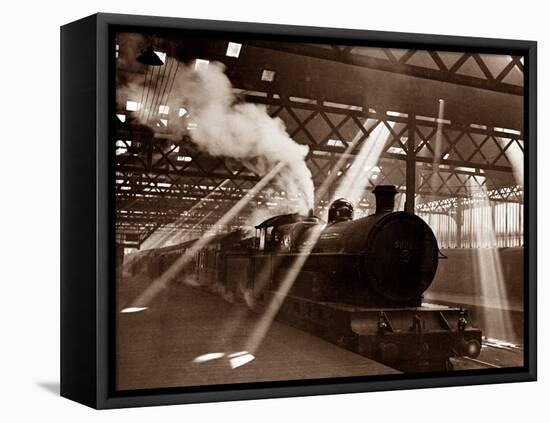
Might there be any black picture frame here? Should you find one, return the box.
[60,12,537,409]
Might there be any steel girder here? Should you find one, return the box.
[115,91,523,246]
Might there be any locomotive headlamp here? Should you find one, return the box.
[466,339,481,358]
[459,338,481,358]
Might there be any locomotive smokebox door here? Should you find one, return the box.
[354,185,439,306]
[364,213,439,306]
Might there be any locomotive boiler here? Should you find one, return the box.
[129,184,482,372]
[257,185,439,308]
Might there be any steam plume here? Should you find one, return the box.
[119,58,314,214]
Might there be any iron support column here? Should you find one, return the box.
[405,120,416,214]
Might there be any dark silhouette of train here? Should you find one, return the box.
[127,185,482,372]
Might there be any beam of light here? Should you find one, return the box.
[332,120,394,205]
[158,209,216,247]
[240,120,392,354]
[192,352,225,363]
[195,119,382,356]
[120,306,148,314]
[244,225,325,354]
[205,256,290,356]
[243,254,287,307]
[198,258,290,357]
[126,163,286,308]
[228,351,256,369]
[121,209,217,273]
[139,179,231,251]
[395,191,406,212]
[313,118,380,208]
[467,178,515,342]
[484,337,521,350]
[496,136,524,187]
[121,181,231,273]
[203,237,320,357]
[192,351,256,369]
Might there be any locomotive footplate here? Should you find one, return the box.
[269,293,482,372]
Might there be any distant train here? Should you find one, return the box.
[127,185,482,372]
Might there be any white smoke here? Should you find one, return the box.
[241,208,274,236]
[120,59,314,214]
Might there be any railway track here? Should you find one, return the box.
[451,339,523,370]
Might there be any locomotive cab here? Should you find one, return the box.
[255,212,321,253]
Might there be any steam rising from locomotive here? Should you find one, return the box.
[118,60,314,214]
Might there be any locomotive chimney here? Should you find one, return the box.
[373,185,398,214]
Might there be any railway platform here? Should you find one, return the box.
[116,275,398,391]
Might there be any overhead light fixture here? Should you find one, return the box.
[443,153,450,160]
[116,113,126,123]
[226,42,242,58]
[159,105,169,115]
[327,139,345,148]
[387,146,406,155]
[261,69,276,82]
[194,59,210,71]
[386,110,408,118]
[126,101,139,112]
[178,107,188,117]
[136,47,164,66]
[154,51,166,64]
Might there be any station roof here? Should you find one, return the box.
[114,32,524,247]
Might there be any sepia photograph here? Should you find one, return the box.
[112,28,527,391]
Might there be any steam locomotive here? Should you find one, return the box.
[127,185,482,372]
